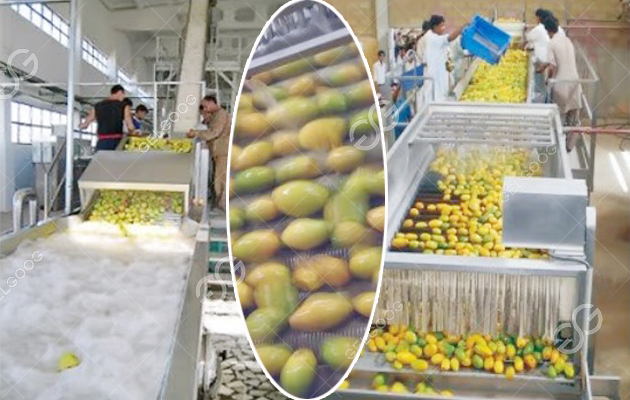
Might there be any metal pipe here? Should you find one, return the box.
[564,127,630,134]
[1,80,206,88]
[64,0,79,214]
[12,188,36,233]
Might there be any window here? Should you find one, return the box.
[10,102,67,145]
[82,39,109,75]
[11,3,70,47]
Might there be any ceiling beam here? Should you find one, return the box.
[109,4,187,32]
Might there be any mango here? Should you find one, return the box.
[320,337,357,370]
[254,278,298,313]
[272,180,330,217]
[292,255,350,290]
[289,292,353,331]
[58,351,80,371]
[314,45,350,66]
[281,218,330,250]
[349,246,382,279]
[231,141,274,171]
[272,58,312,80]
[326,146,365,173]
[230,144,242,166]
[352,291,376,317]
[266,97,319,129]
[298,117,347,150]
[251,70,273,85]
[256,344,293,376]
[317,88,349,114]
[348,108,380,137]
[331,221,377,248]
[237,281,255,310]
[280,349,317,397]
[285,75,317,97]
[344,167,384,196]
[252,86,288,109]
[319,62,365,87]
[275,155,321,183]
[233,166,275,194]
[247,307,287,343]
[245,262,291,287]
[229,207,245,230]
[245,195,278,222]
[235,112,270,138]
[366,206,385,231]
[232,230,280,263]
[345,80,375,106]
[271,131,300,156]
[324,191,369,224]
[238,94,254,112]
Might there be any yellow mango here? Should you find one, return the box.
[289,292,353,331]
[266,97,319,129]
[245,195,278,222]
[245,262,291,287]
[234,112,270,138]
[352,291,375,317]
[237,281,254,310]
[275,155,321,183]
[331,221,377,248]
[281,218,331,250]
[326,145,365,173]
[318,62,365,87]
[270,131,300,156]
[272,180,330,217]
[253,278,298,313]
[345,80,375,107]
[272,58,312,80]
[232,230,280,263]
[280,349,317,397]
[298,117,347,150]
[293,255,350,290]
[231,141,274,171]
[349,246,382,279]
[285,75,317,97]
[247,307,287,343]
[256,344,293,376]
[366,206,385,232]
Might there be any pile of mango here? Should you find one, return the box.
[230,39,384,398]
[124,137,193,153]
[337,374,453,396]
[391,147,547,259]
[461,49,528,103]
[89,190,184,225]
[366,325,576,380]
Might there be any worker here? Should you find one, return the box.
[422,15,465,101]
[391,81,412,140]
[79,84,138,150]
[373,50,388,98]
[133,104,148,133]
[415,20,432,66]
[544,17,582,151]
[186,95,230,210]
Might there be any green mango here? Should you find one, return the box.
[231,141,274,171]
[247,307,287,343]
[266,97,319,129]
[281,218,331,250]
[229,207,245,230]
[232,230,280,263]
[323,191,369,224]
[275,156,321,183]
[234,166,275,194]
[256,344,293,377]
[317,88,349,114]
[326,146,365,173]
[348,108,380,136]
[252,86,288,109]
[280,349,317,397]
[272,180,330,217]
[320,337,357,370]
[319,62,365,87]
[331,221,377,248]
[272,58,312,80]
[253,278,299,313]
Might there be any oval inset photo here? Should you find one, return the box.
[228,1,386,398]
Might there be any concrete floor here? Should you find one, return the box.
[590,135,630,398]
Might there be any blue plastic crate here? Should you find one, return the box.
[461,15,511,64]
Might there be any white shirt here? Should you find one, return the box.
[526,23,550,63]
[416,34,429,64]
[372,60,387,85]
[424,30,451,101]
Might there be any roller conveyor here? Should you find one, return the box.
[340,102,619,400]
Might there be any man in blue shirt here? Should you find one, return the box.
[133,104,148,133]
[391,82,412,140]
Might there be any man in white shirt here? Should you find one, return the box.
[415,21,432,65]
[422,15,465,102]
[372,50,388,97]
[545,17,582,151]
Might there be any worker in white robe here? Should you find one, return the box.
[422,15,465,102]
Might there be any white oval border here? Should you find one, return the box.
[225,1,389,399]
